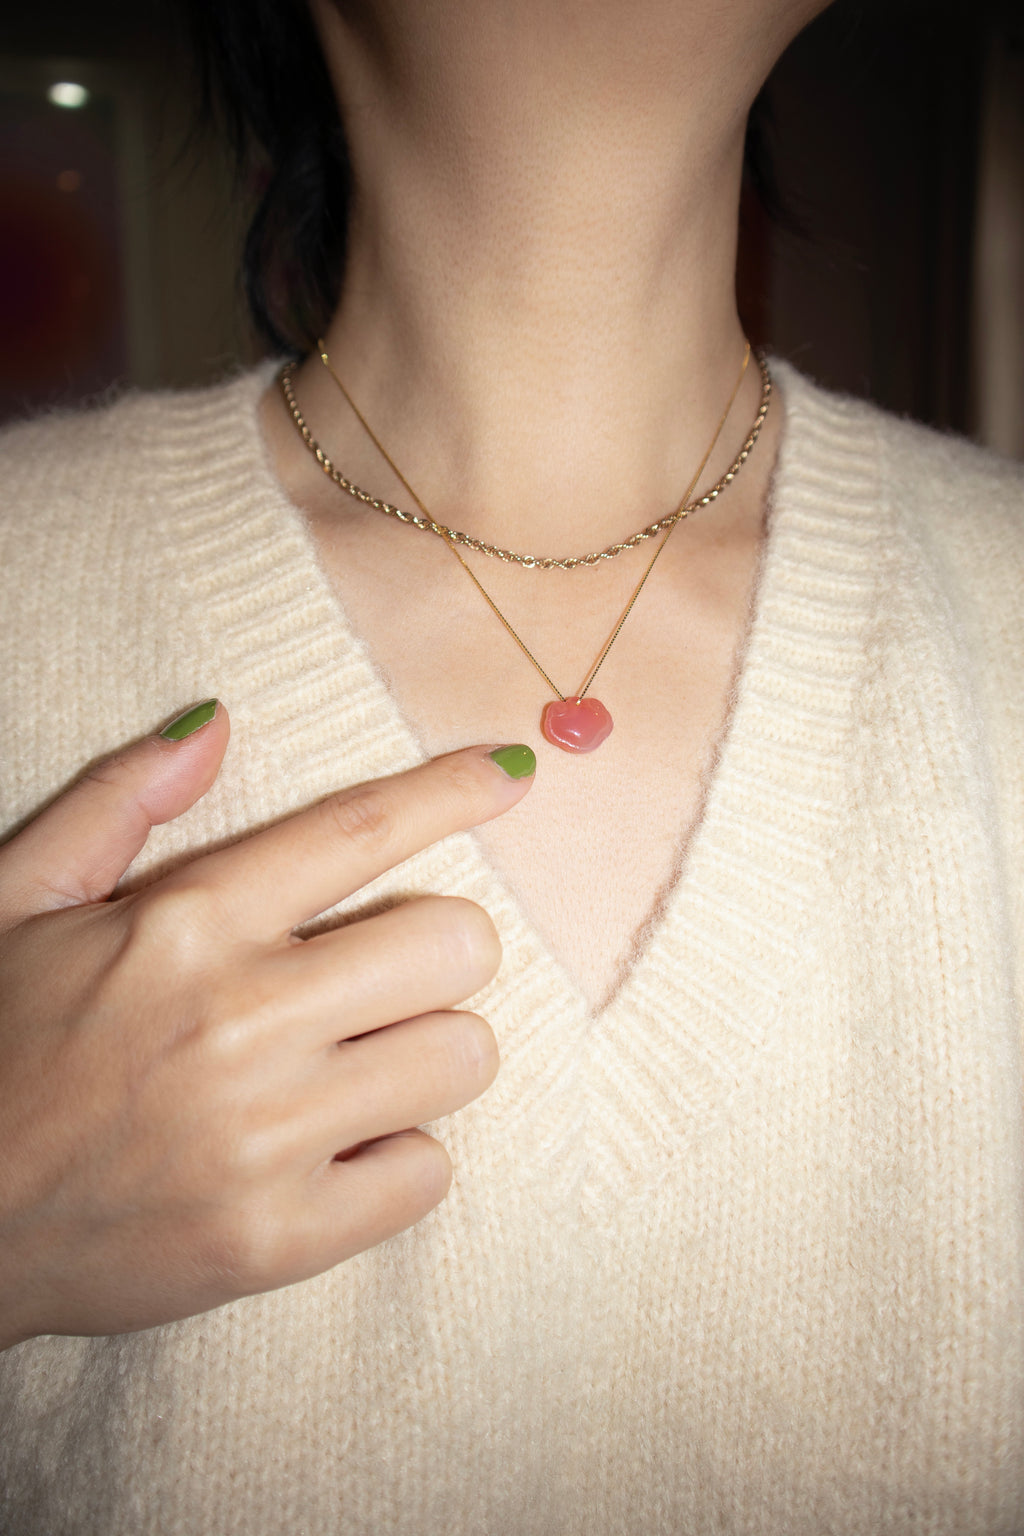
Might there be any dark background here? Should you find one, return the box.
[2,0,1023,457]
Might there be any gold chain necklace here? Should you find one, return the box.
[280,348,771,569]
[280,342,767,753]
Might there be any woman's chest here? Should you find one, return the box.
[303,508,764,1007]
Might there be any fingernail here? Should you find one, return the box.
[488,744,536,780]
[160,699,219,741]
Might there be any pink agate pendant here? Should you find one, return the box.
[541,696,614,754]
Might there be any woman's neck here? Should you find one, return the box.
[295,0,818,552]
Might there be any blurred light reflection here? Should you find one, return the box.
[47,81,89,109]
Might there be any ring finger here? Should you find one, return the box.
[296,1009,500,1166]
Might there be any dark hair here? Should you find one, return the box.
[180,0,783,356]
[180,0,351,356]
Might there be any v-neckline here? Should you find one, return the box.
[169,359,885,1205]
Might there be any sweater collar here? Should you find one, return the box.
[160,357,886,1208]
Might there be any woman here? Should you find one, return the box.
[0,0,1022,1530]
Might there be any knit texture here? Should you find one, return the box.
[0,361,1022,1534]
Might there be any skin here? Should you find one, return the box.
[0,711,529,1346]
[264,0,832,1005]
[0,0,831,1347]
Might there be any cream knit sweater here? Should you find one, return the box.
[0,361,1022,1535]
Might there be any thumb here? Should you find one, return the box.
[0,699,229,923]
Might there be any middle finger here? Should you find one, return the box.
[259,894,502,1048]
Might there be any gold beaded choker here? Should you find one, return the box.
[280,342,771,753]
[279,349,772,570]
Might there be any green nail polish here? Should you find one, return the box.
[160,699,218,741]
[488,744,536,780]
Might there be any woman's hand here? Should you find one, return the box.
[0,702,535,1350]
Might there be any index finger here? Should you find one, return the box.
[179,744,536,940]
